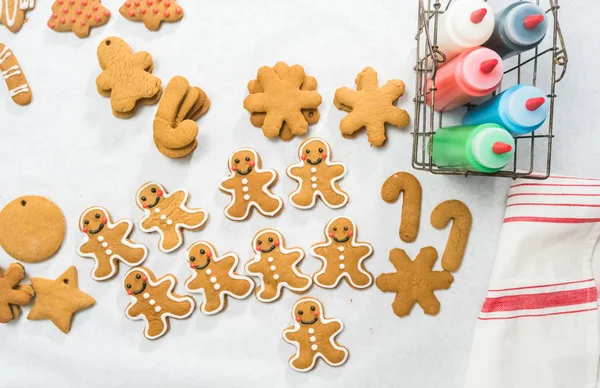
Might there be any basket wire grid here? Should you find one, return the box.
[412,0,568,179]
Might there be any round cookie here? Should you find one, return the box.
[0,196,66,263]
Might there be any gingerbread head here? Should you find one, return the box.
[326,217,356,243]
[282,297,349,372]
[253,229,282,254]
[136,182,165,210]
[79,206,110,234]
[297,137,330,171]
[187,241,215,272]
[97,37,134,70]
[124,267,150,299]
[228,148,259,177]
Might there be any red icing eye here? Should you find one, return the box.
[101,217,108,224]
[157,190,164,197]
[322,152,328,158]
[256,246,262,251]
[301,154,307,161]
[348,230,354,237]
[82,228,88,233]
[295,316,301,322]
[274,240,280,246]
[142,276,148,281]
[328,232,334,238]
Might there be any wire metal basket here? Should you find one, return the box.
[412,0,568,179]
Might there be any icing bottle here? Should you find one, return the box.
[426,47,504,112]
[463,84,548,136]
[430,123,515,173]
[424,0,494,65]
[483,1,548,59]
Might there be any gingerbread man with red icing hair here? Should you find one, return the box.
[119,0,184,31]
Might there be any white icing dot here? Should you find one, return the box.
[214,284,221,290]
[338,246,345,252]
[311,183,318,189]
[160,214,166,220]
[274,274,280,280]
[242,178,248,184]
[206,269,212,275]
[210,276,217,283]
[105,249,112,255]
[311,177,317,182]
[339,255,345,260]
[143,293,150,299]
[149,300,156,305]
[244,194,250,201]
[270,265,276,271]
[267,257,274,263]
[311,167,317,173]
[154,208,160,213]
[310,336,316,342]
[308,328,315,334]
[102,242,108,248]
[242,186,249,192]
[311,344,318,351]
[339,264,345,269]
[155,306,162,312]
[97,236,104,242]
[167,220,173,225]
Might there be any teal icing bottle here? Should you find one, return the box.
[430,123,515,173]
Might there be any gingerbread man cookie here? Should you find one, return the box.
[311,217,373,289]
[77,206,148,281]
[124,267,194,340]
[1,0,35,33]
[48,0,111,38]
[287,137,349,209]
[136,182,208,253]
[0,263,34,323]
[245,229,312,303]
[184,241,254,315]
[219,148,283,221]
[282,297,349,372]
[96,37,162,117]
[119,0,183,31]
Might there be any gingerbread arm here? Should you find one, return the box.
[167,190,187,207]
[283,327,302,342]
[96,71,113,92]
[77,240,96,255]
[131,51,154,72]
[219,176,236,191]
[125,302,144,319]
[140,215,156,230]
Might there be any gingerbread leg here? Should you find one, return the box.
[146,315,167,338]
[92,258,116,279]
[291,351,316,371]
[315,268,341,287]
[159,229,182,252]
[290,184,316,208]
[254,192,282,215]
[284,274,310,291]
[257,283,279,301]
[225,200,251,220]
[321,190,347,208]
[202,292,223,314]
[228,278,253,298]
[118,245,146,266]
[347,270,371,288]
[321,344,347,365]
[0,303,13,323]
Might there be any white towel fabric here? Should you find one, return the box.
[464,176,600,388]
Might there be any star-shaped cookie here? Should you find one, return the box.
[376,247,453,317]
[334,67,410,146]
[28,266,96,333]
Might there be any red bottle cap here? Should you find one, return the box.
[470,8,487,24]
[523,14,544,30]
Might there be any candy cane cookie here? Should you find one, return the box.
[0,0,35,33]
[0,42,31,105]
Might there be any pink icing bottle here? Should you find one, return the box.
[426,47,504,112]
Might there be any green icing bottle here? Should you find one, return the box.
[430,123,515,173]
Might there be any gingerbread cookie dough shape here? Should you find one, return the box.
[282,297,349,372]
[1,0,35,33]
[136,182,208,253]
[123,267,194,340]
[28,266,96,333]
[0,263,34,324]
[96,37,162,117]
[243,62,322,139]
[287,137,348,210]
[120,0,183,31]
[184,241,254,315]
[376,247,453,317]
[334,67,410,146]
[77,206,148,281]
[311,217,373,289]
[0,43,32,105]
[48,0,111,38]
[219,148,283,221]
[245,229,312,303]
[0,196,65,263]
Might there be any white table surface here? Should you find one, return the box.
[0,1,597,387]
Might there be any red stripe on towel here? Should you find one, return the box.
[481,287,597,313]
[504,217,600,224]
[478,307,597,321]
[510,183,600,189]
[506,203,600,208]
[508,192,600,199]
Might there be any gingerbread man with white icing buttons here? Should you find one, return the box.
[123,267,194,340]
[77,206,148,281]
[219,148,283,221]
[282,297,349,372]
[136,182,208,253]
[245,229,312,303]
[286,137,349,209]
[184,241,254,315]
[311,216,373,289]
